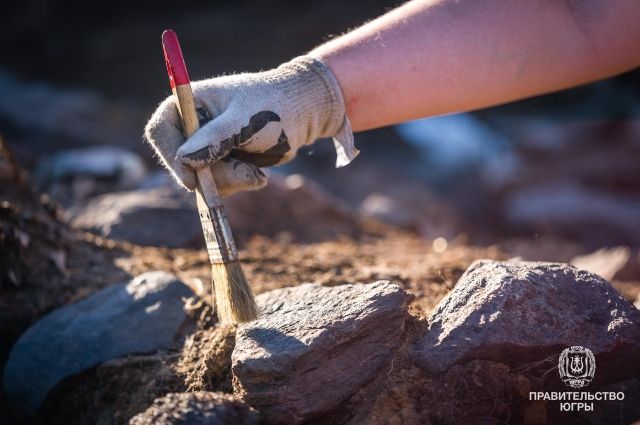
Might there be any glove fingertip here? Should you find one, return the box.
[169,165,197,192]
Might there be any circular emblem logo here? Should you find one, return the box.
[558,346,596,388]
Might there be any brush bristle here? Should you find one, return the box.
[211,261,258,324]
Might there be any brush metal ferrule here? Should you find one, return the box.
[196,191,239,263]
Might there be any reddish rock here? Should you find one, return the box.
[129,392,259,425]
[232,281,411,424]
[67,186,202,248]
[67,173,363,248]
[414,260,640,382]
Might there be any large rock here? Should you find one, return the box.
[505,184,640,247]
[47,353,184,425]
[414,260,640,377]
[67,173,362,247]
[67,186,202,248]
[129,392,259,425]
[358,184,464,240]
[232,281,411,424]
[225,173,361,243]
[3,271,195,412]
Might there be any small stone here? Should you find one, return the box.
[3,271,195,412]
[414,260,640,377]
[232,281,411,424]
[129,392,259,425]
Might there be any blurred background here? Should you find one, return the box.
[1,0,639,260]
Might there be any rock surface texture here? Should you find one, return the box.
[3,271,194,412]
[67,186,202,248]
[414,260,640,378]
[225,173,361,243]
[67,173,362,247]
[129,392,259,425]
[232,281,411,424]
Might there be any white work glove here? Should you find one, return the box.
[145,56,358,196]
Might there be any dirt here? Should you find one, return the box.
[107,234,508,424]
[45,354,184,425]
[1,151,637,425]
[0,168,502,424]
[112,231,502,320]
[0,157,130,367]
[176,326,237,393]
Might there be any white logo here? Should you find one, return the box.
[558,346,596,388]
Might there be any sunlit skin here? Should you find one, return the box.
[312,0,640,131]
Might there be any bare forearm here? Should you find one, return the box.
[312,0,640,131]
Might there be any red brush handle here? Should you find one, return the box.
[162,29,191,89]
[159,29,237,264]
[161,29,199,137]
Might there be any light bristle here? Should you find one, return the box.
[211,261,258,324]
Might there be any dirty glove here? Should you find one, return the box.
[145,55,358,196]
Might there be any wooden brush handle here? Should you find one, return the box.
[162,29,238,263]
[162,30,220,204]
[172,83,222,206]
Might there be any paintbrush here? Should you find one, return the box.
[161,29,258,324]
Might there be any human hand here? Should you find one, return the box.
[145,56,357,196]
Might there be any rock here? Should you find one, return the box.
[0,174,132,384]
[225,172,361,243]
[36,146,146,187]
[505,184,640,247]
[425,360,535,425]
[66,186,202,248]
[499,236,586,263]
[565,379,640,425]
[442,118,640,247]
[34,146,147,207]
[3,271,195,412]
[358,185,464,240]
[232,281,411,424]
[360,193,414,228]
[67,172,363,247]
[615,249,640,282]
[129,392,259,425]
[47,353,184,425]
[414,260,640,377]
[571,246,631,281]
